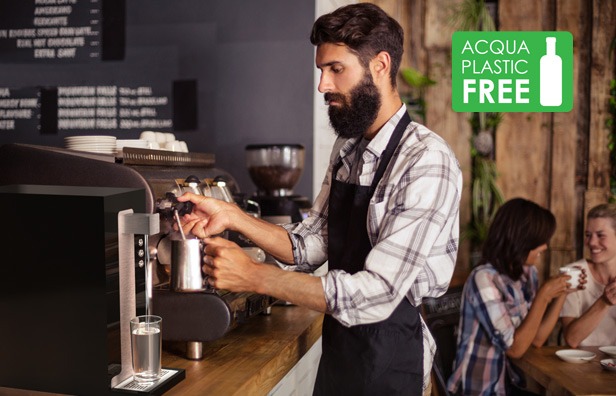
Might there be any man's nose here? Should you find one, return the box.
[318,73,333,93]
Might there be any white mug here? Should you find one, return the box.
[559,266,582,289]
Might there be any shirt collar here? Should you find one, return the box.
[363,104,407,162]
[338,103,408,161]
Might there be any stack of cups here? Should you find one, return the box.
[139,131,189,152]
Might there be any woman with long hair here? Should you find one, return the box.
[447,198,581,395]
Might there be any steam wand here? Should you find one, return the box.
[174,209,187,241]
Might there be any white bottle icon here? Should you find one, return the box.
[540,37,562,106]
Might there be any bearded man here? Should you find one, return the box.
[178,3,462,395]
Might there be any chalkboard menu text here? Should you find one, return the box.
[1,80,198,134]
[0,0,125,62]
[0,87,40,131]
[54,84,173,131]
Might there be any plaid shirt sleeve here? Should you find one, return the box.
[448,265,537,394]
[472,268,517,351]
[281,139,346,271]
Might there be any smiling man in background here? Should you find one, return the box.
[179,3,462,395]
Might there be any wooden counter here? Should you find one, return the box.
[511,346,616,395]
[0,306,323,396]
[161,305,323,396]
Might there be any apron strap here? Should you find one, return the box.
[369,111,411,197]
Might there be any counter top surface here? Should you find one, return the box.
[0,305,323,396]
[511,345,616,395]
[161,305,323,396]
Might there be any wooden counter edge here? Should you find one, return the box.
[0,306,324,396]
[233,308,324,396]
[510,346,616,396]
[161,305,324,396]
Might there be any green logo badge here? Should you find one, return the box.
[452,31,573,112]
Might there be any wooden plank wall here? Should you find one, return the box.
[497,0,555,283]
[369,0,616,284]
[550,0,589,275]
[586,0,616,245]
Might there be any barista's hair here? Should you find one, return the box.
[588,203,616,230]
[310,3,404,88]
[480,198,556,281]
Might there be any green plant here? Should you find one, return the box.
[463,112,504,250]
[399,66,436,123]
[465,156,505,245]
[449,0,496,32]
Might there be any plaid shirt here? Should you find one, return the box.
[282,105,462,389]
[447,264,538,395]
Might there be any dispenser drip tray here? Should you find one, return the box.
[113,368,185,395]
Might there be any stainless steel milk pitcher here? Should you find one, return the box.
[170,238,205,292]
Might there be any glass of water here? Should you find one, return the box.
[130,315,162,384]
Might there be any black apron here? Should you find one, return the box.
[313,112,424,396]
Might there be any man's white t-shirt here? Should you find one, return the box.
[560,259,616,346]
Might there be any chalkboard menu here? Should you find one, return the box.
[0,0,124,62]
[1,81,197,134]
[55,84,173,131]
[0,87,40,131]
[0,80,199,134]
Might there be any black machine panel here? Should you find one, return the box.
[0,184,146,395]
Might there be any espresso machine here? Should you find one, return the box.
[150,174,271,360]
[245,144,311,224]
[0,143,276,393]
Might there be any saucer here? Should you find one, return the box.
[555,349,595,363]
[600,359,616,372]
[599,346,616,358]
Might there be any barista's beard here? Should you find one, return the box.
[325,74,381,139]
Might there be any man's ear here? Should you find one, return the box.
[370,51,391,83]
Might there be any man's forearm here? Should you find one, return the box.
[230,209,296,264]
[254,263,328,313]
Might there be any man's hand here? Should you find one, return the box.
[176,192,238,239]
[177,191,296,266]
[202,236,261,293]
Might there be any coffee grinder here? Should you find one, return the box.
[245,144,311,224]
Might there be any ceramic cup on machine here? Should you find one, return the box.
[164,141,183,152]
[171,238,205,292]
